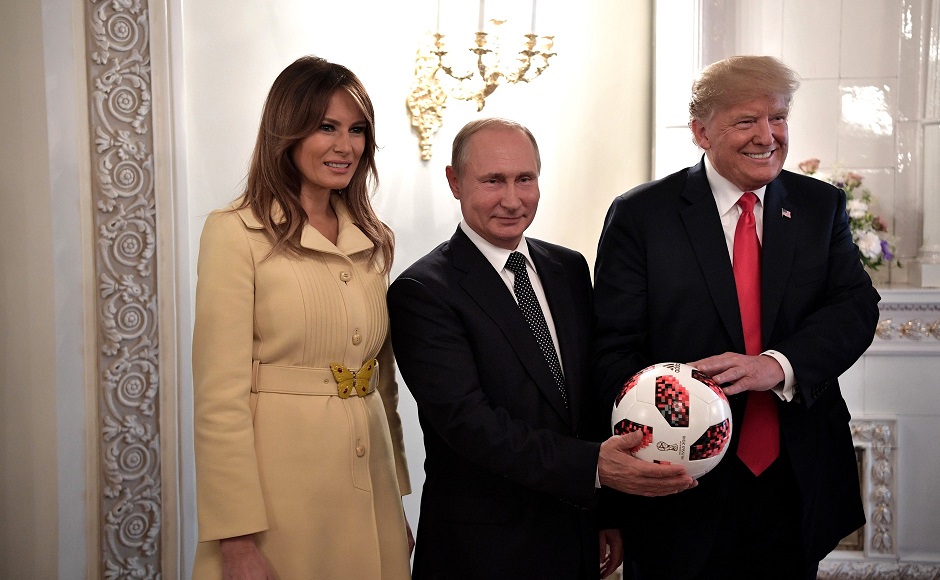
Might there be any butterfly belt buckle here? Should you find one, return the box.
[330,359,377,399]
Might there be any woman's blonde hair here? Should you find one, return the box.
[239,55,393,273]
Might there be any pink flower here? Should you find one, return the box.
[799,158,820,174]
[845,172,863,188]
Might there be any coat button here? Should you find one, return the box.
[339,271,351,282]
[352,333,362,345]
[356,444,366,457]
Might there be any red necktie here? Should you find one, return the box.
[732,192,779,476]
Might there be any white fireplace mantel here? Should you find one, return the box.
[821,287,940,578]
[868,288,940,356]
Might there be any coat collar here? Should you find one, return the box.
[449,228,572,424]
[679,159,796,352]
[529,240,585,428]
[760,177,796,343]
[680,159,747,352]
[232,194,374,256]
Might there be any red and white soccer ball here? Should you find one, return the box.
[611,362,733,479]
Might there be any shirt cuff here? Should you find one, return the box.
[762,349,795,402]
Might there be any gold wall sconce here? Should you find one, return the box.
[407,1,556,160]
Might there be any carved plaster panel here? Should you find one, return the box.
[84,0,162,577]
[819,562,940,580]
[852,419,897,559]
[869,289,940,355]
[821,418,940,578]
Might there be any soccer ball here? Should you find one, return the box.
[611,362,733,478]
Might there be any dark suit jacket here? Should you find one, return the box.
[388,227,603,579]
[593,160,879,576]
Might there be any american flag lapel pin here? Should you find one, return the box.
[781,208,791,219]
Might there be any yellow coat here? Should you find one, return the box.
[191,197,411,579]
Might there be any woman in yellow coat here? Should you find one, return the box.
[191,55,412,579]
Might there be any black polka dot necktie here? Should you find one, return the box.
[505,251,568,407]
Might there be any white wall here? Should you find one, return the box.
[180,0,652,267]
[0,1,653,575]
[1,0,92,576]
[174,0,654,571]
[0,1,57,576]
[655,0,929,286]
[176,0,940,570]
[654,0,940,567]
[18,0,936,575]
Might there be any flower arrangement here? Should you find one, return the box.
[798,158,899,271]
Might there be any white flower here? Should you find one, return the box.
[846,198,869,219]
[855,229,883,260]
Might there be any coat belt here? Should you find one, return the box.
[250,360,379,396]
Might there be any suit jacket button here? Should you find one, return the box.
[339,271,352,282]
[356,444,366,457]
[352,333,362,345]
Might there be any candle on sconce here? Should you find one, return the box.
[406,0,557,156]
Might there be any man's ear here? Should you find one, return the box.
[690,119,710,150]
[445,166,460,199]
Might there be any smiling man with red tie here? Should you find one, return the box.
[593,55,880,579]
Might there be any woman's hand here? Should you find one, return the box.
[220,534,275,580]
[404,511,415,556]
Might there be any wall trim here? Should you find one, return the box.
[869,288,940,355]
[82,0,173,576]
[148,0,181,576]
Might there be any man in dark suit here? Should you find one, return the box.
[593,56,880,579]
[388,118,697,579]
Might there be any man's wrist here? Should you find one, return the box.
[761,349,795,401]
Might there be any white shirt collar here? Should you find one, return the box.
[703,155,767,216]
[459,220,533,272]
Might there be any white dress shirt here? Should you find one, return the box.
[459,221,564,371]
[703,156,796,402]
[460,221,599,484]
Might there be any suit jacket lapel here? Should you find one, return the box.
[529,241,580,428]
[450,229,571,424]
[760,178,796,344]
[679,160,747,353]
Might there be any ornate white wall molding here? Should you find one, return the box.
[852,419,897,559]
[869,289,940,354]
[84,0,162,577]
[819,561,940,580]
[822,418,940,578]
